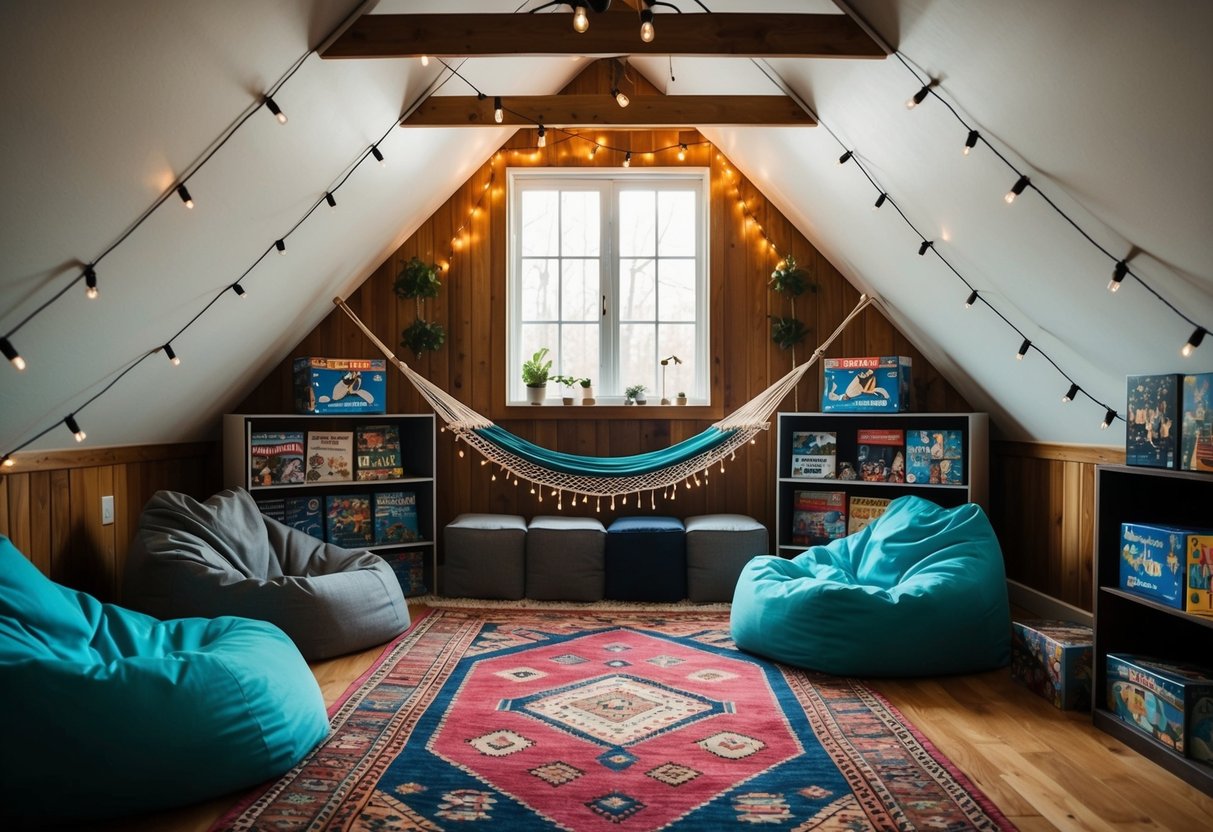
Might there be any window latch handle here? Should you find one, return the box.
[602,295,607,317]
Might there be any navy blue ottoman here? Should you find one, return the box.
[605,516,686,601]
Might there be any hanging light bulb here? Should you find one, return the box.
[1016,338,1031,360]
[612,87,630,108]
[275,239,286,254]
[906,84,929,109]
[1182,326,1206,357]
[873,192,887,210]
[264,96,287,124]
[1,337,25,371]
[588,144,599,160]
[420,55,430,67]
[84,266,98,299]
[493,96,504,124]
[1062,383,1079,403]
[1004,174,1030,204]
[573,5,589,33]
[1108,260,1128,293]
[325,191,337,208]
[371,145,386,165]
[163,343,180,366]
[837,149,853,165]
[231,283,247,298]
[918,240,933,256]
[65,414,86,443]
[639,8,655,42]
[1101,408,1117,429]
[537,125,546,147]
[677,143,687,161]
[623,151,631,168]
[964,290,978,308]
[963,129,979,155]
[1,455,12,468]
[176,184,194,209]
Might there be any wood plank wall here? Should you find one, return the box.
[0,444,220,602]
[237,60,969,556]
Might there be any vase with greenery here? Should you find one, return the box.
[580,377,595,405]
[551,374,578,405]
[675,391,688,406]
[522,347,552,405]
[625,383,647,405]
[394,256,446,357]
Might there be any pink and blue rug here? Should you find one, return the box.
[214,607,1013,830]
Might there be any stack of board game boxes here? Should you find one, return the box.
[1125,371,1212,471]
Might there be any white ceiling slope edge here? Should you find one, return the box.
[1,1,1210,458]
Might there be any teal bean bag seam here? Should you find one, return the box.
[0,535,329,823]
[730,496,1011,676]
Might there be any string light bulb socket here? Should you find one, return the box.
[1182,326,1206,357]
[1005,174,1030,204]
[837,149,853,166]
[371,145,385,165]
[873,192,887,210]
[1108,259,1128,293]
[84,266,98,299]
[163,343,180,366]
[537,125,546,148]
[231,283,247,298]
[612,87,630,108]
[573,5,589,32]
[1062,383,1079,403]
[917,240,933,256]
[964,129,979,155]
[493,96,504,123]
[1016,338,1031,360]
[324,191,337,208]
[906,84,930,109]
[176,183,194,209]
[964,290,978,308]
[1101,408,1117,429]
[677,143,687,161]
[275,238,286,254]
[1,337,25,371]
[65,414,86,443]
[623,151,632,168]
[264,96,287,124]
[639,8,655,43]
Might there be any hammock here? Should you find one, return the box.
[333,294,874,503]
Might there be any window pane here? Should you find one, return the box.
[560,323,599,383]
[619,258,655,320]
[657,191,696,256]
[658,324,696,397]
[561,191,600,256]
[520,191,559,256]
[619,191,655,257]
[658,259,696,322]
[520,258,558,320]
[561,260,599,322]
[619,323,656,392]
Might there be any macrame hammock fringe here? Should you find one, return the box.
[333,293,874,505]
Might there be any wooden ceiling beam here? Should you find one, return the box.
[321,13,887,60]
[401,94,815,127]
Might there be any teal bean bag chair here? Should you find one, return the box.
[731,496,1010,676]
[0,535,329,824]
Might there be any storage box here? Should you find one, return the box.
[822,356,912,412]
[1181,372,1213,472]
[1010,619,1093,710]
[293,358,387,414]
[1126,374,1181,469]
[1120,523,1207,609]
[1106,653,1213,762]
[1186,532,1213,616]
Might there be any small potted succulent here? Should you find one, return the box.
[625,383,648,405]
[551,374,578,406]
[675,391,688,406]
[580,377,595,405]
[522,347,552,405]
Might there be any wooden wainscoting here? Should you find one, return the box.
[0,443,221,603]
[989,440,1124,612]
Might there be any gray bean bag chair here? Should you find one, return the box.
[123,488,409,660]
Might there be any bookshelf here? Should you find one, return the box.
[1091,464,1213,796]
[222,413,437,595]
[774,412,989,555]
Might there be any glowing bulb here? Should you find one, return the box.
[906,84,929,109]
[65,414,85,443]
[964,129,979,155]
[964,290,977,308]
[1108,260,1127,293]
[1016,338,1031,360]
[537,125,546,148]
[1062,383,1079,403]
[1182,327,1206,357]
[264,96,287,124]
[677,143,687,161]
[1005,174,1029,204]
[640,9,655,42]
[84,266,98,299]
[493,96,503,124]
[1101,408,1116,429]
[421,55,430,67]
[572,5,589,32]
[176,184,194,209]
[612,87,630,108]
[163,343,180,366]
[623,151,631,168]
[1,338,25,371]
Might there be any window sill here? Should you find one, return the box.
[496,403,723,421]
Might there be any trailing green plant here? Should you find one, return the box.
[579,377,592,389]
[522,348,553,387]
[769,315,810,350]
[625,383,647,401]
[395,256,445,356]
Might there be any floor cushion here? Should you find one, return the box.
[605,515,687,601]
[443,513,528,599]
[123,487,409,660]
[685,513,768,602]
[731,496,1011,676]
[0,535,329,823]
[526,515,606,601]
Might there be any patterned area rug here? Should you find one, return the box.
[213,608,1013,831]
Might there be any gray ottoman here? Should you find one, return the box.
[685,514,768,602]
[526,515,606,601]
[443,513,527,599]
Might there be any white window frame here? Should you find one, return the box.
[506,167,710,406]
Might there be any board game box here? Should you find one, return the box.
[904,429,964,485]
[305,431,354,482]
[379,550,428,597]
[324,494,373,548]
[1119,522,1199,610]
[1180,372,1213,472]
[791,490,847,546]
[249,431,306,487]
[822,355,912,412]
[356,424,404,481]
[294,357,387,415]
[1126,373,1180,469]
[847,495,892,535]
[1010,619,1093,710]
[374,490,421,545]
[790,430,836,478]
[856,428,905,482]
[1187,532,1213,616]
[1107,653,1213,762]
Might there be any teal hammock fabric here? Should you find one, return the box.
[476,425,737,477]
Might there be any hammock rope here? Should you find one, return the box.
[333,294,874,499]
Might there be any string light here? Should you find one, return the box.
[1016,338,1031,360]
[493,97,504,124]
[918,240,933,256]
[264,96,288,124]
[837,149,853,165]
[1004,174,1030,204]
[1,456,12,468]
[231,283,247,298]
[1108,260,1127,293]
[588,144,599,159]
[176,184,194,209]
[572,5,589,32]
[65,414,86,443]
[964,290,978,308]
[873,192,887,210]
[1062,383,1079,403]
[612,87,630,108]
[639,8,655,42]
[84,266,99,300]
[421,55,430,67]
[1182,327,1206,357]
[324,191,337,208]
[1,337,25,371]
[163,343,180,366]
[906,84,930,109]
[678,143,687,161]
[371,145,386,165]
[623,151,631,168]
[275,238,286,254]
[1101,408,1117,429]
[963,129,979,155]
[537,125,546,148]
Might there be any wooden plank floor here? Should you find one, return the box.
[101,607,1212,832]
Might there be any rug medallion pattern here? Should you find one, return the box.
[214,609,1013,831]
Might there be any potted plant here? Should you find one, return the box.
[675,391,688,406]
[551,374,578,406]
[521,348,552,405]
[625,383,647,405]
[580,377,595,405]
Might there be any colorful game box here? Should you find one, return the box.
[293,357,387,415]
[249,431,306,487]
[1106,653,1213,762]
[904,429,964,485]
[305,431,354,482]
[374,490,420,544]
[791,490,847,546]
[283,495,324,540]
[356,424,405,480]
[1187,533,1213,616]
[1010,619,1093,710]
[1126,373,1181,469]
[847,495,892,535]
[790,430,836,478]
[324,493,374,548]
[379,549,428,597]
[856,428,905,483]
[1180,372,1213,472]
[1119,523,1200,609]
[822,355,912,412]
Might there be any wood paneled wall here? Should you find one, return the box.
[0,444,220,602]
[238,61,970,551]
[990,441,1123,611]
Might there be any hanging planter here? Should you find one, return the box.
[395,256,445,357]
[768,254,816,352]
[770,316,809,351]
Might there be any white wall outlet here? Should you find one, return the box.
[101,495,114,525]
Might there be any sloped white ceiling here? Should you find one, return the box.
[1,0,1210,459]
